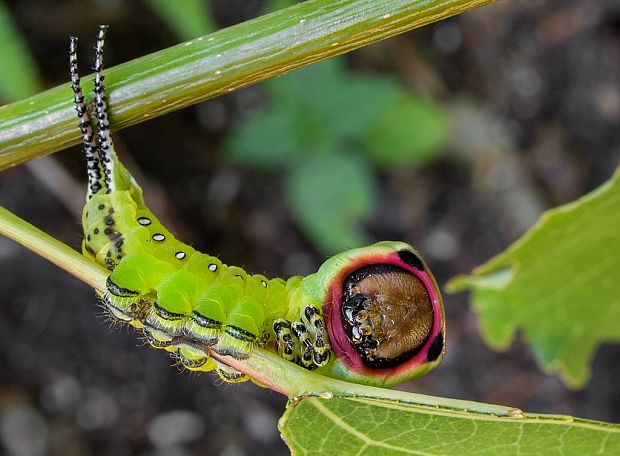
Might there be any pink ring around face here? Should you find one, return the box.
[324,249,444,381]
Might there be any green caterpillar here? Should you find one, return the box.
[71,26,445,387]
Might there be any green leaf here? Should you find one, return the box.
[363,90,448,168]
[280,395,620,455]
[225,106,306,168]
[265,56,344,106]
[285,153,375,253]
[267,59,398,142]
[320,75,399,141]
[447,168,620,389]
[0,1,41,103]
[144,0,216,41]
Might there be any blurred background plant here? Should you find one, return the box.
[225,0,448,253]
[0,1,41,102]
[226,54,448,252]
[1,0,619,455]
[225,55,448,252]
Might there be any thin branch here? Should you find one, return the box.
[0,0,496,169]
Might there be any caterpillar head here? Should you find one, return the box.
[313,241,445,387]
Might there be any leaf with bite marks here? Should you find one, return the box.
[448,168,620,388]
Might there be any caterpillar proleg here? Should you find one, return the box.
[72,26,445,387]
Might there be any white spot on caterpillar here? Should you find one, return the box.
[175,251,186,260]
[138,217,152,226]
[153,233,165,241]
[208,263,218,272]
[261,280,267,287]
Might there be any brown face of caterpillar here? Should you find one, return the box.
[341,265,434,368]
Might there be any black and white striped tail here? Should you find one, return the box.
[70,25,117,197]
[93,25,116,194]
[69,35,101,198]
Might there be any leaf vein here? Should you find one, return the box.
[309,399,435,455]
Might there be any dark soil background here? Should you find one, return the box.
[1,0,619,455]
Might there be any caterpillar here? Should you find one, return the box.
[70,26,445,387]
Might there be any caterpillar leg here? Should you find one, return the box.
[213,359,248,383]
[303,306,331,366]
[170,339,211,370]
[142,322,175,348]
[275,306,331,369]
[273,319,296,362]
[291,322,316,369]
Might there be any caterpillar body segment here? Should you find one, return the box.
[72,27,446,388]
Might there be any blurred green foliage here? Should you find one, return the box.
[226,56,448,252]
[363,89,448,168]
[220,0,449,253]
[0,1,41,103]
[285,152,376,254]
[143,0,216,40]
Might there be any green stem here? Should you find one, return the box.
[0,0,495,169]
[224,349,521,417]
[0,206,106,291]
